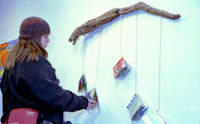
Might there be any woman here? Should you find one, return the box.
[0,17,97,124]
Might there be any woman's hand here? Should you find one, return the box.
[87,99,97,110]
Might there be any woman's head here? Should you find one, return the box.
[5,17,51,70]
[19,16,51,48]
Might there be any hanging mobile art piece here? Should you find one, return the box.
[67,1,177,123]
[68,1,180,123]
[113,57,131,79]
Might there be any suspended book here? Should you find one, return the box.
[113,57,131,79]
[127,94,168,124]
[78,74,87,95]
[86,88,98,103]
[127,94,148,121]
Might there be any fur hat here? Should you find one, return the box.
[19,17,50,39]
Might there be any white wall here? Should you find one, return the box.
[0,0,200,124]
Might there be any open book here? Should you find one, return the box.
[127,94,148,121]
[113,57,131,79]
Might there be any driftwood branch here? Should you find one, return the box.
[69,2,181,45]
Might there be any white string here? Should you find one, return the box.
[82,37,85,74]
[120,15,124,57]
[156,109,168,124]
[135,11,138,94]
[95,26,103,88]
[158,11,163,110]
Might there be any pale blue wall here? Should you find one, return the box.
[0,0,200,124]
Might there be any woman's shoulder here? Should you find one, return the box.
[18,55,52,70]
[38,55,51,65]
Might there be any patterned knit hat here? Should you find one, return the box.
[19,17,50,39]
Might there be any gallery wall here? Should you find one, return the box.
[0,0,200,123]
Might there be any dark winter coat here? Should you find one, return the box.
[0,55,88,124]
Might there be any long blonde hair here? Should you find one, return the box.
[5,37,48,70]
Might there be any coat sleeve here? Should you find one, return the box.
[17,56,88,112]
